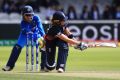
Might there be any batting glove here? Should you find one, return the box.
[74,42,88,51]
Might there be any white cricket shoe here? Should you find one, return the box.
[57,68,64,73]
[2,66,13,71]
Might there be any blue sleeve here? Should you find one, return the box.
[35,16,45,36]
[20,21,27,32]
[17,32,26,48]
[20,21,26,34]
[20,21,26,30]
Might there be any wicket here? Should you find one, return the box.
[26,32,39,71]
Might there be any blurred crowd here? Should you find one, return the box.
[0,0,120,20]
[0,0,60,13]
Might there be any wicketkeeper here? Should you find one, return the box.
[2,5,46,71]
[44,11,88,73]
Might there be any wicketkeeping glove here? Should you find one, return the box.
[38,37,45,48]
[74,42,88,51]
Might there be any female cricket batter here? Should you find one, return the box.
[45,11,88,73]
[2,5,46,71]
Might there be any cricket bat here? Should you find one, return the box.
[86,42,117,48]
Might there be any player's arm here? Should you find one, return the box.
[64,27,72,35]
[64,27,74,39]
[37,22,45,36]
[56,33,88,51]
[36,16,45,37]
[20,21,28,34]
[56,33,79,45]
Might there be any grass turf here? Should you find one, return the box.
[0,46,120,80]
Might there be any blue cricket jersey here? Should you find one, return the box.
[17,15,45,48]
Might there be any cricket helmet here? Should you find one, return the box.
[52,11,67,21]
[21,5,34,15]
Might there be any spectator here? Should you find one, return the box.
[46,5,56,20]
[80,5,89,20]
[15,0,26,13]
[112,0,120,7]
[38,0,60,8]
[102,4,112,19]
[55,5,64,12]
[89,3,100,20]
[1,0,26,13]
[66,5,77,20]
[46,5,63,20]
[9,1,18,13]
[1,0,12,13]
[25,0,40,12]
[115,6,120,19]
[0,0,4,11]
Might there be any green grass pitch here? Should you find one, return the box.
[0,46,120,80]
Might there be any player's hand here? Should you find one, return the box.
[74,42,88,51]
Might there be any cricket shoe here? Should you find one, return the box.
[57,68,64,73]
[2,66,13,71]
